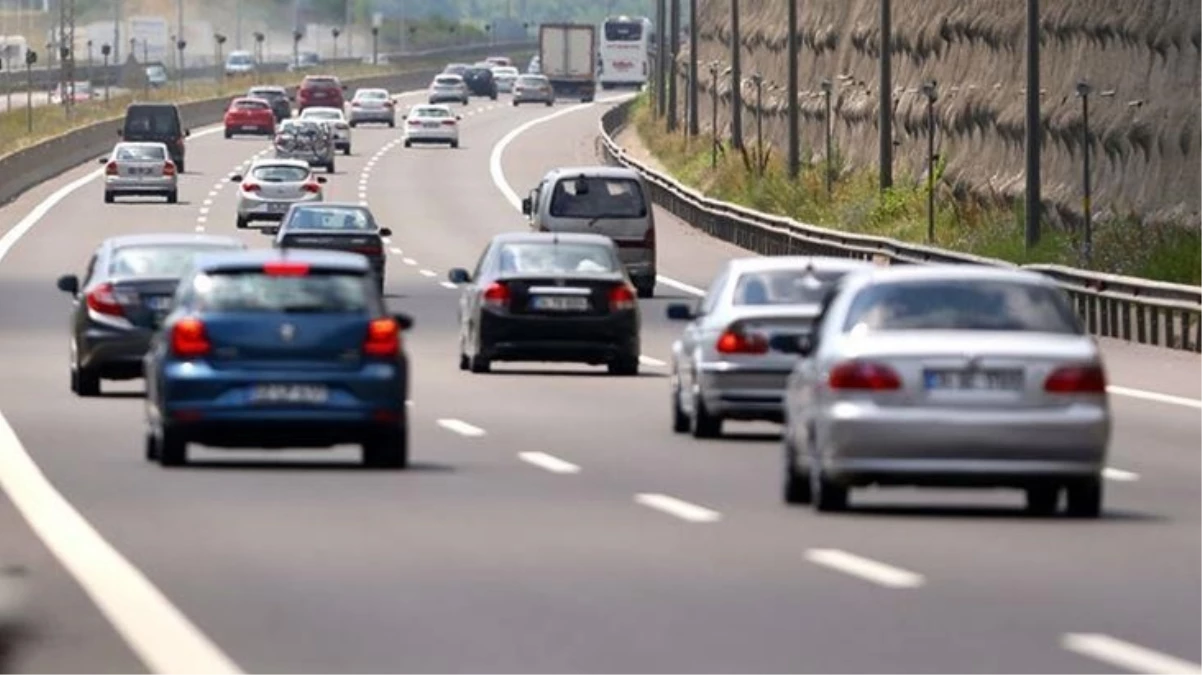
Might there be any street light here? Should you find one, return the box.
[786,0,799,178]
[253,31,265,64]
[821,78,833,196]
[331,27,341,59]
[750,73,764,174]
[59,45,72,115]
[25,49,37,133]
[293,29,303,70]
[371,26,380,65]
[215,33,227,85]
[176,39,187,93]
[921,80,938,243]
[87,40,94,83]
[709,61,720,168]
[100,43,111,104]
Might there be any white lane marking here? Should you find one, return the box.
[1104,467,1140,482]
[437,419,486,437]
[206,191,216,197]
[389,247,403,255]
[402,258,417,265]
[0,124,242,674]
[195,226,205,232]
[1062,634,1202,674]
[358,200,369,206]
[805,549,926,589]
[519,452,581,474]
[639,355,667,367]
[419,269,437,277]
[439,281,458,290]
[198,208,209,215]
[635,493,721,523]
[1107,386,1201,409]
[657,276,705,296]
[196,217,207,224]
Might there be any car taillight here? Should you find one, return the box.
[609,284,637,311]
[86,282,125,316]
[643,225,656,249]
[383,100,394,108]
[162,161,176,176]
[351,101,361,107]
[441,119,456,126]
[263,261,310,276]
[171,317,211,358]
[828,361,902,390]
[1044,365,1107,394]
[104,161,117,176]
[363,317,399,357]
[176,137,185,148]
[408,119,422,125]
[241,182,261,192]
[301,182,320,193]
[351,245,382,256]
[715,328,769,355]
[482,282,510,309]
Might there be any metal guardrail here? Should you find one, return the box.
[595,101,1202,353]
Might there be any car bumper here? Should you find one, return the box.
[809,402,1109,484]
[615,250,655,283]
[80,326,153,378]
[237,192,321,219]
[514,91,553,102]
[698,363,791,421]
[226,122,274,134]
[428,93,466,103]
[349,109,394,123]
[104,176,177,194]
[405,128,457,142]
[478,309,638,363]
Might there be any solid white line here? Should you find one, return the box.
[1107,386,1201,409]
[437,419,486,437]
[439,281,458,290]
[402,258,417,265]
[519,452,581,474]
[804,549,925,589]
[638,355,667,367]
[1063,634,1202,674]
[419,269,436,277]
[634,493,721,523]
[1104,467,1140,482]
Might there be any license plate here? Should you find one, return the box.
[531,295,589,311]
[423,122,440,128]
[250,384,329,404]
[241,124,258,130]
[145,295,173,310]
[127,166,153,175]
[267,202,291,212]
[924,369,1023,391]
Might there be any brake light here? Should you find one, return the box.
[643,225,656,249]
[482,282,510,309]
[301,182,321,193]
[351,246,382,256]
[1044,365,1107,394]
[363,317,399,357]
[241,182,260,192]
[442,119,456,126]
[162,161,176,176]
[351,101,361,107]
[408,119,422,125]
[715,329,769,355]
[609,284,636,311]
[262,261,310,276]
[171,317,211,357]
[104,161,117,176]
[383,100,394,108]
[828,361,902,390]
[86,282,125,316]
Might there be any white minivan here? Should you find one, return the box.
[522,166,657,297]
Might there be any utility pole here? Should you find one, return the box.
[878,0,893,190]
[235,1,242,50]
[786,0,799,178]
[175,0,183,62]
[667,0,679,131]
[61,0,75,118]
[1025,0,1042,247]
[655,0,666,117]
[686,0,698,136]
[729,0,743,149]
[113,0,121,63]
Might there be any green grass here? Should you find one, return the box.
[631,94,1200,285]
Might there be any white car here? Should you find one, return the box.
[492,66,519,93]
[224,50,255,76]
[402,105,461,148]
[230,158,327,229]
[348,88,396,127]
[298,107,352,155]
[428,74,469,105]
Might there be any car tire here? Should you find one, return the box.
[166,191,178,204]
[783,468,812,505]
[512,100,519,106]
[223,129,232,139]
[349,121,357,128]
[608,355,639,376]
[362,427,408,469]
[545,101,553,107]
[671,382,689,433]
[1025,485,1060,516]
[469,350,491,374]
[403,139,412,148]
[462,99,469,106]
[690,392,722,438]
[388,120,395,128]
[71,365,100,397]
[1065,476,1103,518]
[636,282,654,299]
[103,192,114,204]
[327,161,335,173]
[144,431,159,462]
[450,140,459,149]
[157,428,187,467]
[458,352,470,371]
[811,468,848,512]
[343,146,351,156]
[176,160,184,173]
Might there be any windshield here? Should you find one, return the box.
[108,245,233,278]
[497,243,618,275]
[285,208,374,231]
[732,269,849,306]
[115,144,166,161]
[192,271,368,313]
[841,279,1083,334]
[250,89,283,100]
[123,107,179,134]
[251,164,310,182]
[549,177,647,219]
[146,65,166,77]
[605,21,644,41]
[434,76,461,86]
[233,99,269,110]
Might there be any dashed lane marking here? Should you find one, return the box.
[389,247,403,255]
[1062,634,1202,674]
[638,355,667,367]
[436,419,486,437]
[1104,467,1140,482]
[439,281,458,290]
[634,493,721,523]
[804,549,925,589]
[402,258,417,266]
[419,269,437,278]
[519,452,581,474]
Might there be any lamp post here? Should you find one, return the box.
[101,43,111,104]
[786,0,799,178]
[175,39,186,94]
[921,80,938,243]
[1024,0,1041,248]
[371,26,379,65]
[142,39,149,97]
[750,72,764,173]
[878,0,893,191]
[253,31,264,64]
[687,0,698,136]
[59,45,71,117]
[485,24,492,46]
[293,29,302,70]
[821,78,833,196]
[709,61,720,168]
[729,0,742,148]
[654,0,665,117]
[667,0,680,132]
[87,40,94,83]
[214,33,226,86]
[331,27,340,59]
[25,49,37,133]
[2,49,10,114]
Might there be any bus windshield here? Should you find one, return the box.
[604,21,643,41]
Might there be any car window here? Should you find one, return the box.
[700,270,729,315]
[84,253,99,284]
[191,271,369,313]
[116,144,166,161]
[841,279,1083,334]
[496,243,618,275]
[356,90,388,99]
[108,245,234,278]
[124,107,179,134]
[517,76,546,86]
[304,77,338,88]
[227,53,253,64]
[249,89,282,99]
[233,99,269,110]
[549,177,647,219]
[251,165,309,182]
[286,208,373,231]
[732,268,850,306]
[434,76,461,86]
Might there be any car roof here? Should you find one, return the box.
[193,248,370,273]
[115,141,168,148]
[249,157,311,168]
[842,263,1054,288]
[434,73,463,79]
[723,256,875,276]
[544,165,642,180]
[125,102,178,112]
[490,232,618,248]
[301,106,343,113]
[249,86,285,92]
[106,233,245,250]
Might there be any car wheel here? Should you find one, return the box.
[403,139,412,148]
[144,431,159,462]
[176,160,184,173]
[71,365,100,397]
[388,120,395,128]
[671,381,689,433]
[512,100,519,106]
[811,467,848,512]
[327,161,335,173]
[223,129,232,139]
[103,191,114,204]
[690,392,722,438]
[450,140,459,149]
[545,100,553,107]
[349,121,357,128]
[458,351,470,371]
[166,191,178,204]
[362,427,408,469]
[636,282,654,299]
[157,428,187,467]
[783,467,812,505]
[1065,476,1103,518]
[469,344,491,373]
[1024,485,1060,516]
[608,355,639,376]
[462,99,469,106]
[344,146,351,156]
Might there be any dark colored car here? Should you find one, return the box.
[265,203,392,292]
[142,248,413,468]
[297,75,345,112]
[248,85,291,121]
[54,234,247,396]
[119,103,190,172]
[448,232,641,375]
[462,65,498,99]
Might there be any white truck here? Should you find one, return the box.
[538,23,596,103]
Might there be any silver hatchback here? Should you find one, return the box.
[781,265,1110,517]
[230,159,327,229]
[348,88,396,127]
[100,142,178,204]
[512,74,554,106]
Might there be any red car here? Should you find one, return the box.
[297,75,345,112]
[223,97,276,138]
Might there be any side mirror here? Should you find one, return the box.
[520,197,532,215]
[795,334,817,358]
[97,157,108,164]
[391,312,414,330]
[316,176,327,184]
[229,174,243,182]
[56,274,79,295]
[447,268,471,284]
[378,227,393,237]
[666,303,695,321]
[261,225,279,235]
[456,115,462,120]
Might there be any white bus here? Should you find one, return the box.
[598,15,653,89]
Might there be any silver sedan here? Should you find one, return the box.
[348,88,396,127]
[666,256,873,437]
[230,159,327,229]
[781,265,1109,517]
[100,142,178,204]
[512,75,554,106]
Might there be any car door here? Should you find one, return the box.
[460,244,494,349]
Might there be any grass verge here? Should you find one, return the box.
[630,94,1200,285]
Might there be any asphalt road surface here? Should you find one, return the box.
[0,87,1197,674]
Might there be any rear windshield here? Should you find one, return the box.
[356,90,388,99]
[549,177,647,219]
[251,164,309,182]
[193,271,369,313]
[841,279,1083,334]
[605,21,644,41]
[493,67,518,76]
[412,107,451,118]
[517,76,546,86]
[733,269,851,306]
[465,68,491,78]
[498,243,618,275]
[444,64,468,74]
[279,120,327,135]
[227,53,253,64]
[109,245,234,278]
[286,208,373,231]
[249,89,284,99]
[115,144,166,161]
[304,77,338,89]
[234,99,269,109]
[123,107,180,134]
[303,109,342,119]
[434,76,461,86]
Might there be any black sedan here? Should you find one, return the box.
[54,233,246,396]
[462,64,498,100]
[448,232,641,375]
[265,202,392,292]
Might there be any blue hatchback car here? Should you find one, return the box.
[143,248,412,468]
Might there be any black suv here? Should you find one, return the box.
[462,65,498,100]
[247,86,291,121]
[119,103,190,172]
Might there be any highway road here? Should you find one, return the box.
[0,87,1197,673]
